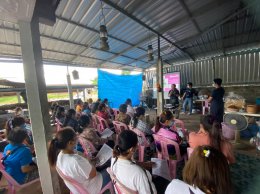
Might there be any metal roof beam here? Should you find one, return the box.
[102,0,194,61]
[96,0,229,66]
[0,41,140,69]
[176,1,258,47]
[0,25,147,65]
[56,16,146,52]
[176,0,201,33]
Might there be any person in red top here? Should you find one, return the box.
[97,103,113,128]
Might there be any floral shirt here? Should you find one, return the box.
[80,128,106,149]
[115,112,131,125]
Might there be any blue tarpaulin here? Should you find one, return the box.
[98,70,142,108]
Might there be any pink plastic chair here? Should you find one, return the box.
[152,134,165,159]
[112,109,120,117]
[96,115,110,133]
[221,122,235,140]
[91,114,100,130]
[78,136,97,158]
[131,128,150,162]
[55,118,63,132]
[173,119,188,139]
[106,168,138,194]
[113,121,128,134]
[202,100,210,115]
[187,147,194,159]
[0,156,40,194]
[153,135,187,179]
[56,167,114,194]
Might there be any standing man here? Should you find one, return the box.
[208,78,225,122]
[181,82,195,115]
[168,84,180,107]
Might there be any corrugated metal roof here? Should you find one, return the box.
[0,0,259,70]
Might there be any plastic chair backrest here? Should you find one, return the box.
[112,109,120,117]
[160,136,182,161]
[107,168,138,194]
[78,137,97,157]
[152,134,165,159]
[55,118,63,132]
[91,114,100,130]
[131,128,149,147]
[0,157,40,194]
[187,147,194,159]
[173,119,185,131]
[221,122,235,140]
[56,167,90,194]
[113,121,128,134]
[96,115,110,132]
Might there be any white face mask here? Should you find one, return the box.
[168,120,175,127]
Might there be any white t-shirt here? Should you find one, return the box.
[57,152,102,194]
[111,158,157,194]
[127,105,135,118]
[165,179,205,194]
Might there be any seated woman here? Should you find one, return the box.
[5,117,33,145]
[111,130,157,194]
[63,109,79,132]
[77,115,114,152]
[115,104,131,125]
[154,111,187,156]
[188,115,212,148]
[125,98,135,118]
[97,103,113,128]
[131,107,154,144]
[189,115,235,164]
[75,100,83,113]
[55,106,65,124]
[91,101,100,114]
[165,145,233,194]
[82,102,91,116]
[3,127,38,184]
[48,127,110,194]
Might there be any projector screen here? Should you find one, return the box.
[163,72,181,99]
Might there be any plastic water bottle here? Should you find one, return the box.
[256,131,260,155]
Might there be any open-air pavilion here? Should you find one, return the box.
[0,0,260,193]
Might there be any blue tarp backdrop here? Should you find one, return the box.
[98,70,142,108]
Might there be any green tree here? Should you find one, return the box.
[122,70,131,75]
[91,77,98,85]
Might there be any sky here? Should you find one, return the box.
[0,62,140,85]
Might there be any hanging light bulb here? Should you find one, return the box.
[147,45,154,61]
[72,70,79,80]
[100,25,109,51]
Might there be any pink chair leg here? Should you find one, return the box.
[139,146,145,162]
[169,160,177,179]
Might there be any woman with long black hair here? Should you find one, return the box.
[48,127,110,194]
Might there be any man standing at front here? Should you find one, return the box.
[181,82,195,115]
[168,84,179,107]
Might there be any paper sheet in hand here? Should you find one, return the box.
[100,128,114,139]
[151,158,171,181]
[96,144,113,166]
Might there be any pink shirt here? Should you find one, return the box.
[157,128,181,144]
[189,131,211,148]
[189,132,235,164]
